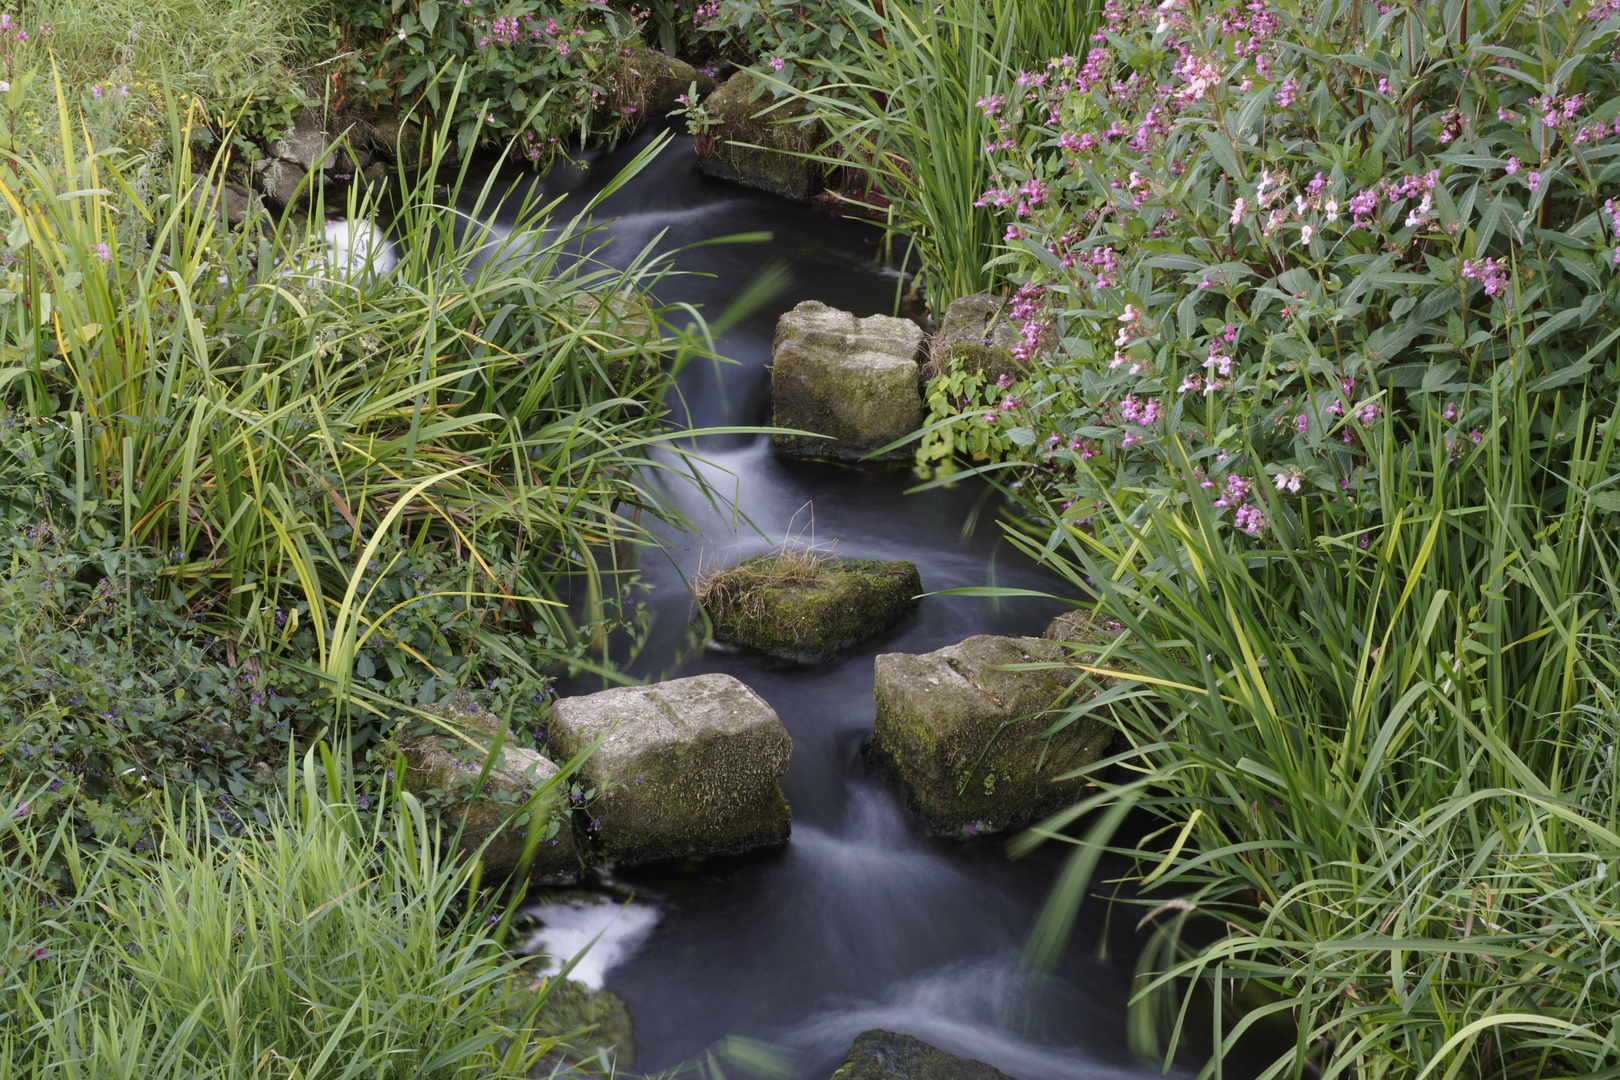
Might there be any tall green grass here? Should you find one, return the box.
[0,746,591,1078]
[0,75,730,716]
[1005,372,1620,1077]
[766,0,1100,316]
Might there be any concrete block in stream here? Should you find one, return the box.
[867,626,1120,836]
[547,674,792,864]
[770,300,926,461]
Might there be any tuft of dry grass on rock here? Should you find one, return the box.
[696,545,829,633]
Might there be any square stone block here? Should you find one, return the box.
[548,673,792,864]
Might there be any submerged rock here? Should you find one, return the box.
[698,71,824,199]
[926,293,1028,387]
[771,300,926,461]
[547,673,792,865]
[868,630,1118,835]
[701,553,921,663]
[399,697,581,883]
[506,965,635,1075]
[829,1029,1017,1080]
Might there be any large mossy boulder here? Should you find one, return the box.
[701,553,921,663]
[399,698,581,884]
[547,674,792,865]
[771,300,926,461]
[829,1029,1017,1080]
[698,70,824,199]
[506,966,635,1075]
[868,631,1118,835]
[926,293,1028,386]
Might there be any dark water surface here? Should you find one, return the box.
[463,130,1182,1080]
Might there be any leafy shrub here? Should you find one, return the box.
[933,0,1620,529]
[328,0,653,163]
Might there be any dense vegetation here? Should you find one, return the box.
[10,0,1620,1075]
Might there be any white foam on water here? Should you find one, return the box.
[786,953,1178,1080]
[323,217,399,277]
[520,896,662,990]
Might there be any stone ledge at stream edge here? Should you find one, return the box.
[867,612,1125,836]
[547,673,792,865]
[698,70,824,199]
[400,699,582,884]
[704,555,922,664]
[506,966,634,1076]
[771,300,926,462]
[829,1029,1019,1080]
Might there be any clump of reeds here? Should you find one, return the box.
[696,542,830,631]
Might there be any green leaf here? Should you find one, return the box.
[419,0,439,33]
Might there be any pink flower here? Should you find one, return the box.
[1527,171,1541,192]
[1505,156,1519,175]
[768,56,785,72]
[1295,414,1308,433]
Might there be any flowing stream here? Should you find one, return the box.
[457,129,1186,1080]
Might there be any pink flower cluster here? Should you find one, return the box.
[1461,257,1509,297]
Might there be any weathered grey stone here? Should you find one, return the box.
[697,70,823,199]
[401,698,581,883]
[702,554,921,663]
[868,633,1117,835]
[927,293,1028,386]
[188,174,261,227]
[506,965,635,1075]
[771,300,926,461]
[548,674,792,865]
[830,1029,1017,1080]
[253,157,313,211]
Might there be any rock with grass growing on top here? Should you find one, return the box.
[546,673,792,865]
[399,696,581,884]
[867,616,1124,835]
[697,70,824,199]
[770,300,927,461]
[829,1029,1017,1080]
[699,550,922,663]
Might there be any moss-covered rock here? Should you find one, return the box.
[597,45,714,129]
[867,633,1118,835]
[698,70,824,199]
[703,554,922,663]
[925,293,1028,386]
[771,300,926,461]
[547,674,792,865]
[400,698,582,884]
[506,966,635,1075]
[829,1029,1017,1080]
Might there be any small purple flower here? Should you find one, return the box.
[1527,171,1541,193]
[93,243,110,261]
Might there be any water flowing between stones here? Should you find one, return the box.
[458,128,1174,1080]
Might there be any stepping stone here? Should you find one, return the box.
[701,553,921,663]
[771,300,926,461]
[868,615,1124,835]
[547,673,792,865]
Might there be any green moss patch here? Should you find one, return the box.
[700,554,922,663]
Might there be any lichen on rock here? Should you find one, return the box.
[868,631,1119,835]
[546,673,792,865]
[700,551,922,663]
[770,300,926,461]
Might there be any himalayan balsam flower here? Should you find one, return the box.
[1229,197,1247,225]
[1505,156,1519,175]
[1527,171,1541,193]
[768,56,785,72]
[1299,224,1314,245]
